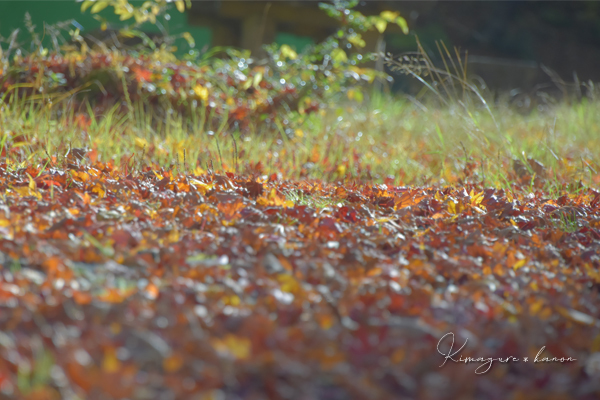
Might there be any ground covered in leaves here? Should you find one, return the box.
[1,156,600,400]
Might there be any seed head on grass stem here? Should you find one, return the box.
[183,149,187,173]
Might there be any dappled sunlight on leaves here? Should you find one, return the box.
[0,157,599,398]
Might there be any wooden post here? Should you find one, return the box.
[374,34,387,93]
[240,3,275,58]
[241,14,263,55]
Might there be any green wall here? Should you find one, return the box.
[0,1,317,56]
[0,1,211,55]
[274,32,314,53]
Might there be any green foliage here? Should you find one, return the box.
[1,0,410,140]
[262,0,409,111]
[80,0,191,25]
[78,0,195,52]
[319,1,408,35]
[16,348,55,395]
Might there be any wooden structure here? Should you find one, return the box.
[187,1,397,58]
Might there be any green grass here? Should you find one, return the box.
[552,213,581,233]
[284,188,345,209]
[1,89,599,190]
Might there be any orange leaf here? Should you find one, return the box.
[43,256,63,273]
[211,334,252,360]
[102,347,120,373]
[163,353,184,373]
[72,290,92,305]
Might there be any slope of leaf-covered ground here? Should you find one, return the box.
[3,1,600,398]
[1,155,600,399]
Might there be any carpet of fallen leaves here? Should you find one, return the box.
[1,156,600,400]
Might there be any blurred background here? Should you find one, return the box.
[2,0,600,94]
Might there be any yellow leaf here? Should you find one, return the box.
[530,299,544,315]
[72,171,90,183]
[194,166,206,175]
[347,33,366,48]
[193,84,209,101]
[277,274,300,293]
[135,136,149,149]
[349,66,377,83]
[153,170,164,180]
[280,44,297,60]
[317,313,335,330]
[331,48,347,63]
[12,141,31,148]
[336,164,346,175]
[447,200,456,215]
[470,190,485,207]
[163,353,184,373]
[175,0,185,13]
[27,173,36,191]
[167,228,179,243]
[134,12,144,24]
[591,334,600,352]
[374,18,387,33]
[512,258,527,270]
[119,11,134,21]
[182,32,195,47]
[81,191,92,206]
[257,188,293,207]
[81,0,95,12]
[226,335,251,359]
[189,179,213,195]
[91,1,109,14]
[380,10,399,21]
[224,295,240,306]
[253,72,263,88]
[396,16,409,34]
[102,348,120,373]
[10,185,41,200]
[212,335,251,360]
